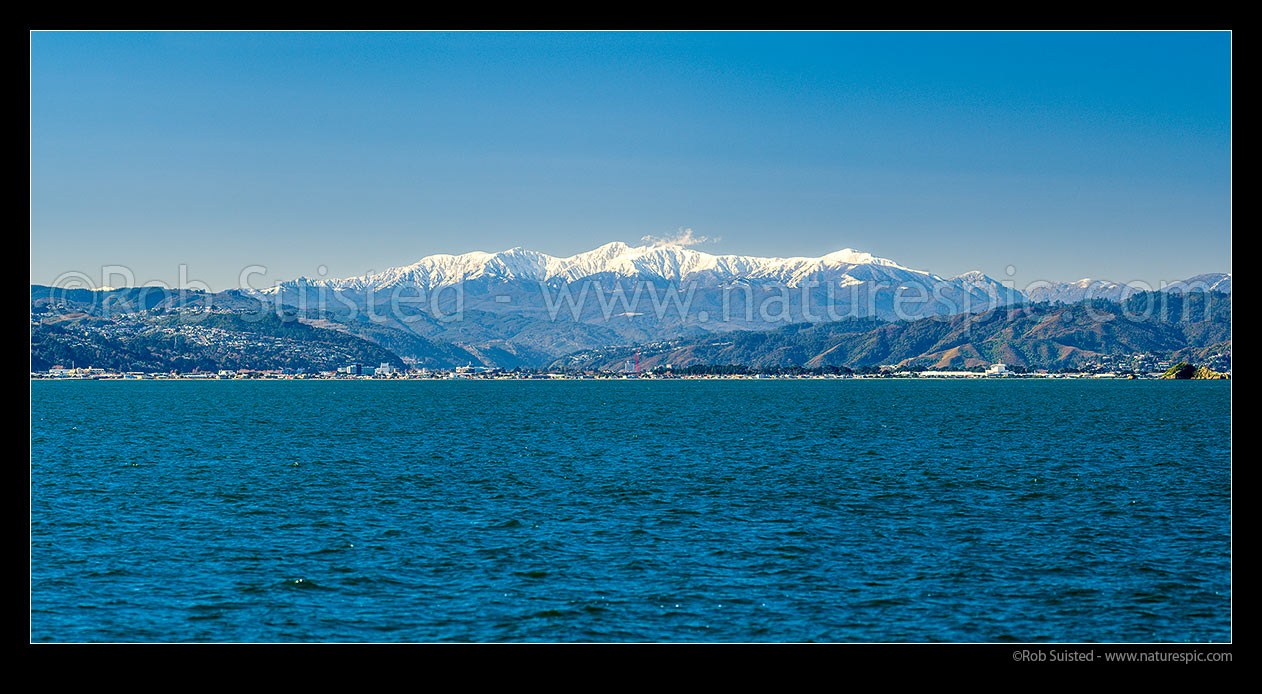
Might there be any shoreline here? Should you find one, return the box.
[30,373,1225,382]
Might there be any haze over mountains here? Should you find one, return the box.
[32,241,1231,371]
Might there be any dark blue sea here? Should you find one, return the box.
[30,379,1231,642]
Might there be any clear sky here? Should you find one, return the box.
[30,31,1231,291]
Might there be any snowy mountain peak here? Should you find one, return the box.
[590,241,631,254]
[1164,273,1231,294]
[821,248,894,266]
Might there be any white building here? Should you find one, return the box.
[921,370,981,378]
[985,363,1009,376]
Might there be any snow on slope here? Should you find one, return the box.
[259,241,1229,305]
[264,241,942,292]
[1024,273,1232,304]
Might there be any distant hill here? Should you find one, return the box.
[30,310,407,373]
[30,285,483,370]
[553,291,1231,372]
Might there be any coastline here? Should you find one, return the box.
[29,373,1226,382]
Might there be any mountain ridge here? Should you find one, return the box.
[263,241,939,292]
[259,241,1229,306]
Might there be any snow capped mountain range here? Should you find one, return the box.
[1024,272,1232,304]
[262,241,1228,305]
[268,241,998,293]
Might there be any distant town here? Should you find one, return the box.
[30,360,1228,381]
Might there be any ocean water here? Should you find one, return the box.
[30,379,1231,642]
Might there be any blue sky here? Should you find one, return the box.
[30,31,1231,291]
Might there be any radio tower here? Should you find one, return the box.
[634,348,640,376]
